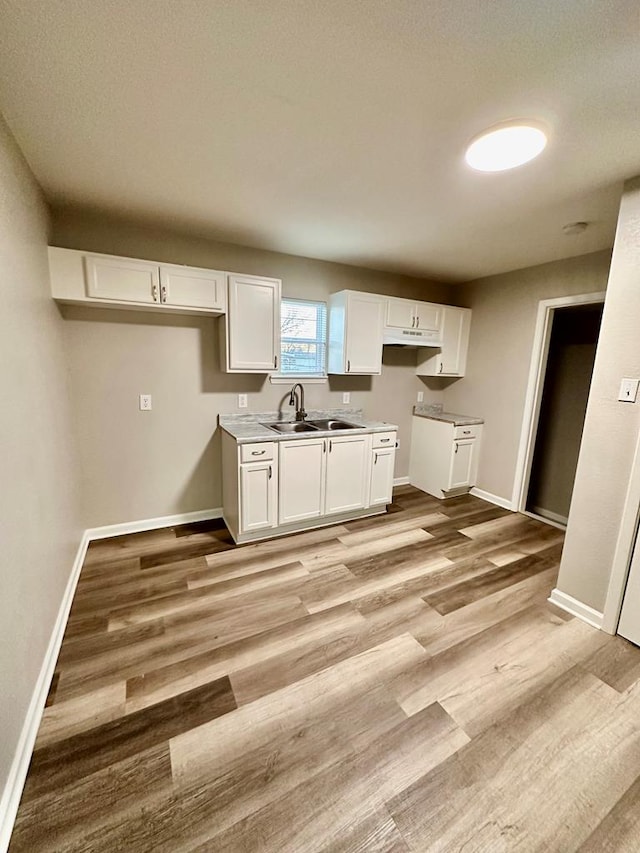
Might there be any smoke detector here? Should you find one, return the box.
[562,221,589,235]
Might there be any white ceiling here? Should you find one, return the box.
[0,0,637,282]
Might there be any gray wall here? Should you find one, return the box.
[51,207,453,527]
[558,177,640,613]
[0,121,81,806]
[443,250,612,503]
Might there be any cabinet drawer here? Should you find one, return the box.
[372,431,396,448]
[454,425,479,440]
[240,442,276,462]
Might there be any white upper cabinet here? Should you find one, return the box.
[49,247,226,316]
[414,302,442,332]
[328,291,385,374]
[386,298,441,331]
[85,255,159,304]
[223,274,281,373]
[416,306,471,377]
[159,265,225,311]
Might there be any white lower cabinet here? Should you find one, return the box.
[239,459,277,533]
[325,435,369,514]
[223,428,398,543]
[279,438,326,524]
[369,446,396,506]
[409,416,482,499]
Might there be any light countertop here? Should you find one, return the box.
[413,403,484,427]
[219,408,398,444]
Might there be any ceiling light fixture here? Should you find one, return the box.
[465,121,548,172]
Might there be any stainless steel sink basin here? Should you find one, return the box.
[261,421,320,434]
[306,419,361,431]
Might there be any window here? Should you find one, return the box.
[277,298,328,378]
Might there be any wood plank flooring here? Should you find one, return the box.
[9,486,640,852]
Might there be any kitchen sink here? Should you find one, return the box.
[261,421,320,434]
[306,419,361,430]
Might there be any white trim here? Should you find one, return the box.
[548,588,604,630]
[269,375,328,385]
[0,531,90,853]
[469,487,514,510]
[511,292,606,513]
[86,507,223,540]
[528,506,568,527]
[522,509,567,531]
[393,476,410,487]
[602,429,640,634]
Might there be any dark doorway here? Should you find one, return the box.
[526,302,604,526]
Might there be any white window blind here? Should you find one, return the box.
[278,298,327,377]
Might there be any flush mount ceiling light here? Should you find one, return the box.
[465,121,548,172]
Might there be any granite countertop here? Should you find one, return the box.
[413,403,484,427]
[219,408,398,444]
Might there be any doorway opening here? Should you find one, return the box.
[513,292,606,527]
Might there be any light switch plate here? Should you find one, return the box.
[618,378,639,403]
[238,394,248,408]
[139,394,152,411]
[342,392,351,404]
[417,391,424,403]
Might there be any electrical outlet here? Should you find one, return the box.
[139,394,152,411]
[417,391,424,403]
[238,394,248,409]
[342,392,351,404]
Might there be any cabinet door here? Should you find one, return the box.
[440,307,471,375]
[159,266,226,311]
[240,460,277,533]
[279,438,326,525]
[227,275,281,372]
[325,435,368,514]
[345,294,385,374]
[85,256,159,304]
[369,447,396,506]
[385,298,416,329]
[448,439,476,489]
[414,302,442,332]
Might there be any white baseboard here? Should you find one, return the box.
[469,487,514,511]
[0,505,226,851]
[86,507,224,540]
[529,506,568,527]
[393,476,410,487]
[548,588,604,630]
[0,531,90,853]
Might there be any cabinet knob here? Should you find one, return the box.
[274,355,278,370]
[380,438,391,443]
[347,360,351,372]
[439,362,443,374]
[252,450,266,455]
[268,465,272,479]
[374,452,378,464]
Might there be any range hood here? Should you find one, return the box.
[382,327,442,348]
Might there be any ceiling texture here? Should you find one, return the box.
[0,0,638,282]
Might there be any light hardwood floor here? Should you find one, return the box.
[9,486,640,852]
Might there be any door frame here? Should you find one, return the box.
[602,429,640,633]
[511,291,606,515]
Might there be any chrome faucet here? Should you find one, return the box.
[288,382,307,421]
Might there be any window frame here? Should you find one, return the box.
[271,296,328,383]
